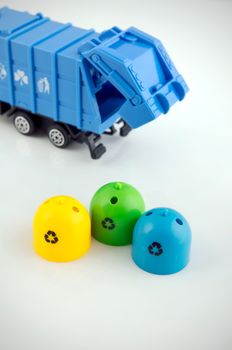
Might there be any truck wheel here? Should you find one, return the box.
[0,102,11,115]
[13,111,35,135]
[47,124,70,148]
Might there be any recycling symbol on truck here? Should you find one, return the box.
[102,217,116,230]
[44,231,59,244]
[14,69,29,86]
[148,242,163,256]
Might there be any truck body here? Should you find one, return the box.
[0,7,189,158]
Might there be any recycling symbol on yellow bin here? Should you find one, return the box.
[44,231,59,244]
[101,217,116,230]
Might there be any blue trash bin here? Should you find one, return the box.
[132,208,192,275]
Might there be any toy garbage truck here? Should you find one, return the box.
[0,7,189,159]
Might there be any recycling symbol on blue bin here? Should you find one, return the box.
[148,242,163,256]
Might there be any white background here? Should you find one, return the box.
[0,1,231,349]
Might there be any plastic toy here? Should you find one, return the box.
[33,195,91,262]
[132,208,191,274]
[0,7,189,159]
[90,182,145,245]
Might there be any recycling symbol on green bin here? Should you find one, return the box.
[102,217,116,230]
[148,242,163,256]
[44,231,59,244]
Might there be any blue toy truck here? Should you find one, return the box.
[0,7,188,159]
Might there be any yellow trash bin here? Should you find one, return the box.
[33,196,91,262]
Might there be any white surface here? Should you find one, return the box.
[0,1,231,349]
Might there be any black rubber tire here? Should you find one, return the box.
[13,111,35,136]
[0,101,11,115]
[47,123,71,149]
